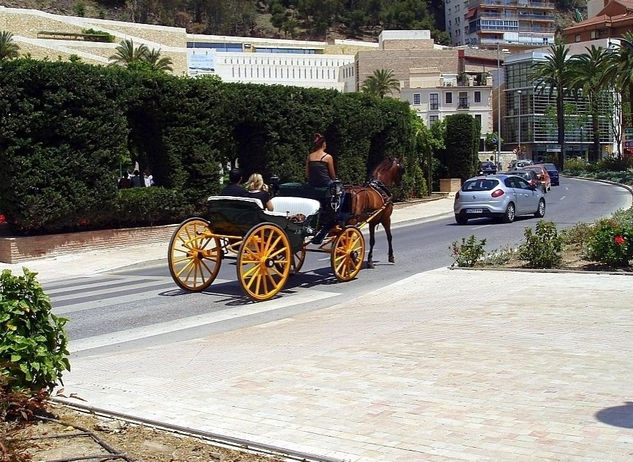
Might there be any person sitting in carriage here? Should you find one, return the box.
[305,133,344,244]
[220,167,248,197]
[306,133,336,187]
[245,173,274,211]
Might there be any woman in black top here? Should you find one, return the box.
[305,133,336,187]
[245,173,273,211]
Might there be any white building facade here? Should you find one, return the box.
[401,72,493,135]
[187,34,357,90]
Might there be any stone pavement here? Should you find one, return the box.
[6,196,633,461]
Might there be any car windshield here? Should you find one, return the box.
[462,178,499,191]
[543,163,557,170]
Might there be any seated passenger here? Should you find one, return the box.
[219,168,248,197]
[245,173,274,211]
[305,133,336,187]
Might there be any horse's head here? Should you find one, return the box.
[373,157,403,188]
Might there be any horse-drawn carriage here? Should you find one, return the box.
[167,158,402,301]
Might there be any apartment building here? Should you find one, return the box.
[562,0,633,44]
[445,0,556,49]
[401,72,493,136]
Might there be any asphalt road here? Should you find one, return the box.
[46,177,631,357]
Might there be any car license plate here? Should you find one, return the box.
[468,208,483,214]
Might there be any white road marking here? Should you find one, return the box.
[68,288,340,353]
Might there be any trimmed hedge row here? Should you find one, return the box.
[0,59,425,235]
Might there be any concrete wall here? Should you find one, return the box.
[0,224,177,264]
[0,6,187,73]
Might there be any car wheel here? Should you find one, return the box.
[502,203,515,223]
[455,214,468,225]
[534,199,546,218]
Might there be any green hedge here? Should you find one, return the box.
[0,59,424,234]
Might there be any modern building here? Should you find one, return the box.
[0,6,373,90]
[502,39,615,162]
[445,0,556,49]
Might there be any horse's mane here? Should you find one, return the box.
[371,158,396,177]
[371,157,401,188]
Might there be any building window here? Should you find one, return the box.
[575,34,580,42]
[458,91,468,108]
[413,93,421,105]
[590,30,598,39]
[445,92,453,104]
[474,91,481,103]
[430,93,439,110]
[429,115,439,124]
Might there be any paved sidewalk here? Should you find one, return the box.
[59,268,633,461]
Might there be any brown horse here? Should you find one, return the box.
[344,157,403,269]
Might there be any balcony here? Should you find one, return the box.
[458,98,470,109]
[470,0,554,8]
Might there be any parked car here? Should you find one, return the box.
[539,162,559,186]
[478,161,497,175]
[519,165,551,192]
[453,174,546,224]
[507,169,545,193]
[507,159,533,170]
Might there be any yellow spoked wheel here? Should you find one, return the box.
[331,226,365,282]
[237,223,291,301]
[168,217,222,292]
[292,247,307,274]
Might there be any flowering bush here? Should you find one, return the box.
[450,235,487,267]
[586,222,633,267]
[518,220,562,268]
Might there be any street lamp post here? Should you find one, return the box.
[517,89,522,157]
[496,43,502,167]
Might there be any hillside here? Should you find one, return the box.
[0,0,582,44]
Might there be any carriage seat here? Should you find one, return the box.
[207,195,263,209]
[266,197,320,220]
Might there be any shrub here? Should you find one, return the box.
[450,235,486,267]
[518,220,562,268]
[562,158,587,175]
[484,245,518,266]
[586,221,633,267]
[112,187,196,228]
[0,268,70,392]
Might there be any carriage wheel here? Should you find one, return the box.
[168,217,222,292]
[237,223,291,301]
[331,226,365,282]
[292,246,307,274]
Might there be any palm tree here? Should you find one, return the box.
[604,32,633,131]
[568,45,611,162]
[109,39,149,67]
[0,31,19,61]
[361,69,400,98]
[530,41,574,170]
[144,48,173,72]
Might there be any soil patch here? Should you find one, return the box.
[15,403,281,462]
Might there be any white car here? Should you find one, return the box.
[453,174,546,224]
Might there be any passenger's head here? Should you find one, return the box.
[245,173,264,191]
[313,133,326,150]
[228,168,243,184]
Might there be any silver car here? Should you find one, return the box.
[453,174,546,224]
